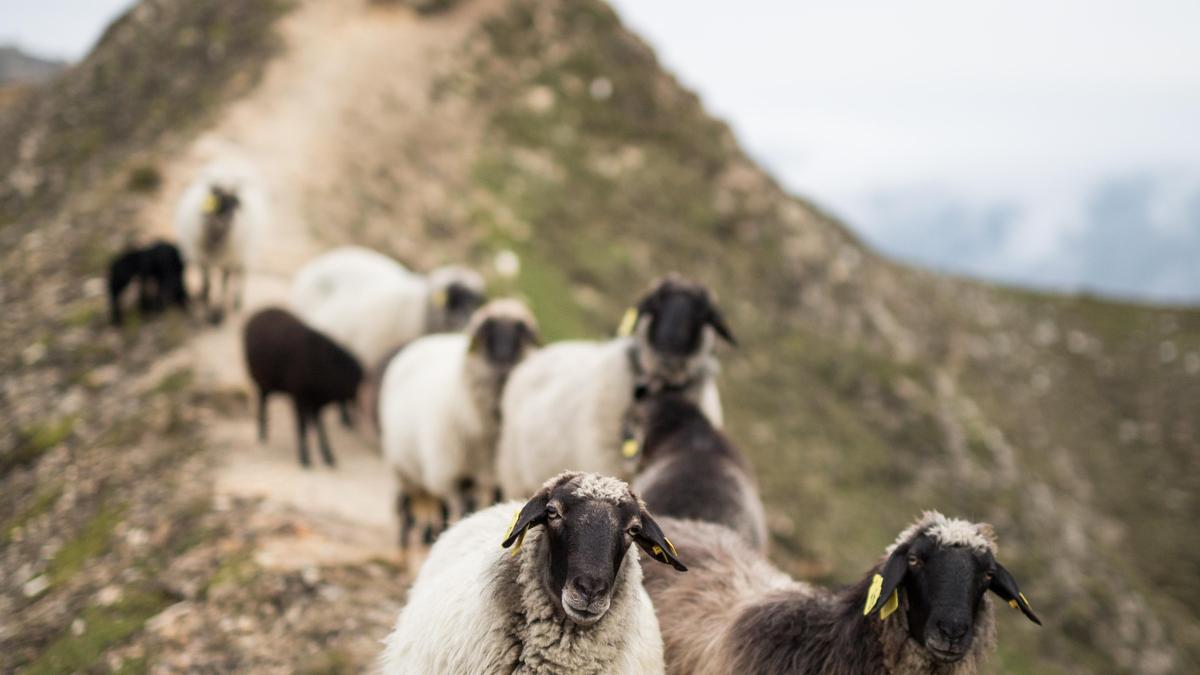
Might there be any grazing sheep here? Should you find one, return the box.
[107,241,188,326]
[174,169,264,323]
[243,308,363,467]
[628,390,767,550]
[289,246,486,368]
[497,274,735,498]
[641,512,1041,675]
[379,299,541,547]
[381,471,687,674]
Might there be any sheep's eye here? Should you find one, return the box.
[908,555,922,568]
[545,505,560,520]
[627,525,642,537]
[983,570,995,583]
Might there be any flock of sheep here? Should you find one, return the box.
[107,173,1043,674]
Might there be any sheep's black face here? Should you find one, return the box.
[501,474,688,626]
[441,282,485,330]
[900,536,994,662]
[209,187,241,218]
[472,317,538,371]
[541,490,641,626]
[634,277,735,380]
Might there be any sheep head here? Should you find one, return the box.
[865,512,1040,663]
[501,472,686,625]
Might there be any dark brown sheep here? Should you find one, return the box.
[243,308,363,467]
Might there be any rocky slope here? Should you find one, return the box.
[2,0,1198,673]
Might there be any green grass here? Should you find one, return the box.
[47,502,125,586]
[2,416,77,477]
[2,484,63,545]
[19,588,173,675]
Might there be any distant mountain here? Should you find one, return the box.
[0,45,65,85]
[849,172,1200,304]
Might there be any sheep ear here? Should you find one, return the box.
[469,320,491,354]
[521,322,543,347]
[501,492,548,551]
[865,546,908,618]
[634,508,687,572]
[706,305,737,346]
[990,562,1042,626]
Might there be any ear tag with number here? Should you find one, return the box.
[880,589,899,620]
[202,194,219,214]
[622,438,640,459]
[433,289,448,308]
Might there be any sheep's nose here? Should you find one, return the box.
[937,618,970,642]
[571,576,610,603]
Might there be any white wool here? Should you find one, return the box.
[550,471,632,505]
[380,333,490,498]
[497,337,723,498]
[381,299,538,512]
[381,502,665,674]
[887,510,997,556]
[289,247,426,368]
[172,167,267,270]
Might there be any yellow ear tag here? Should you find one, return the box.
[202,194,219,214]
[503,510,526,556]
[622,438,640,459]
[864,573,883,616]
[432,289,448,308]
[1019,593,1032,610]
[617,308,638,337]
[1008,599,1019,610]
[663,537,678,558]
[880,589,899,620]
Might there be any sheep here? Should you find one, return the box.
[379,299,541,547]
[107,241,188,326]
[628,389,768,550]
[174,168,264,323]
[640,512,1042,675]
[380,471,688,674]
[497,274,736,498]
[288,245,486,369]
[243,308,363,467]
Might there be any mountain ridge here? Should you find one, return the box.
[2,1,1197,672]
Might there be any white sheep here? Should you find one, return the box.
[641,512,1042,675]
[288,246,485,369]
[497,275,735,498]
[380,472,687,674]
[173,164,266,323]
[379,299,540,547]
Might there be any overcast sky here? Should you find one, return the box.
[6,1,1200,300]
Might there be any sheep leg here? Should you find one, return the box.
[492,486,503,506]
[397,493,414,550]
[231,269,243,311]
[199,266,211,308]
[257,389,269,442]
[314,410,336,467]
[338,401,354,429]
[294,400,312,467]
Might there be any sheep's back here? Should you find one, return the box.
[379,334,478,495]
[641,518,799,675]
[498,340,635,497]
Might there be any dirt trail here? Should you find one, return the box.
[140,0,498,572]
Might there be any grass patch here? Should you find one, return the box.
[46,502,125,586]
[19,587,172,675]
[125,164,161,193]
[153,368,194,395]
[2,484,63,545]
[2,416,77,477]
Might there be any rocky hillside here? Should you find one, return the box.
[2,0,1198,673]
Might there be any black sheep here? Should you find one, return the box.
[629,390,768,550]
[107,241,188,326]
[243,308,363,467]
